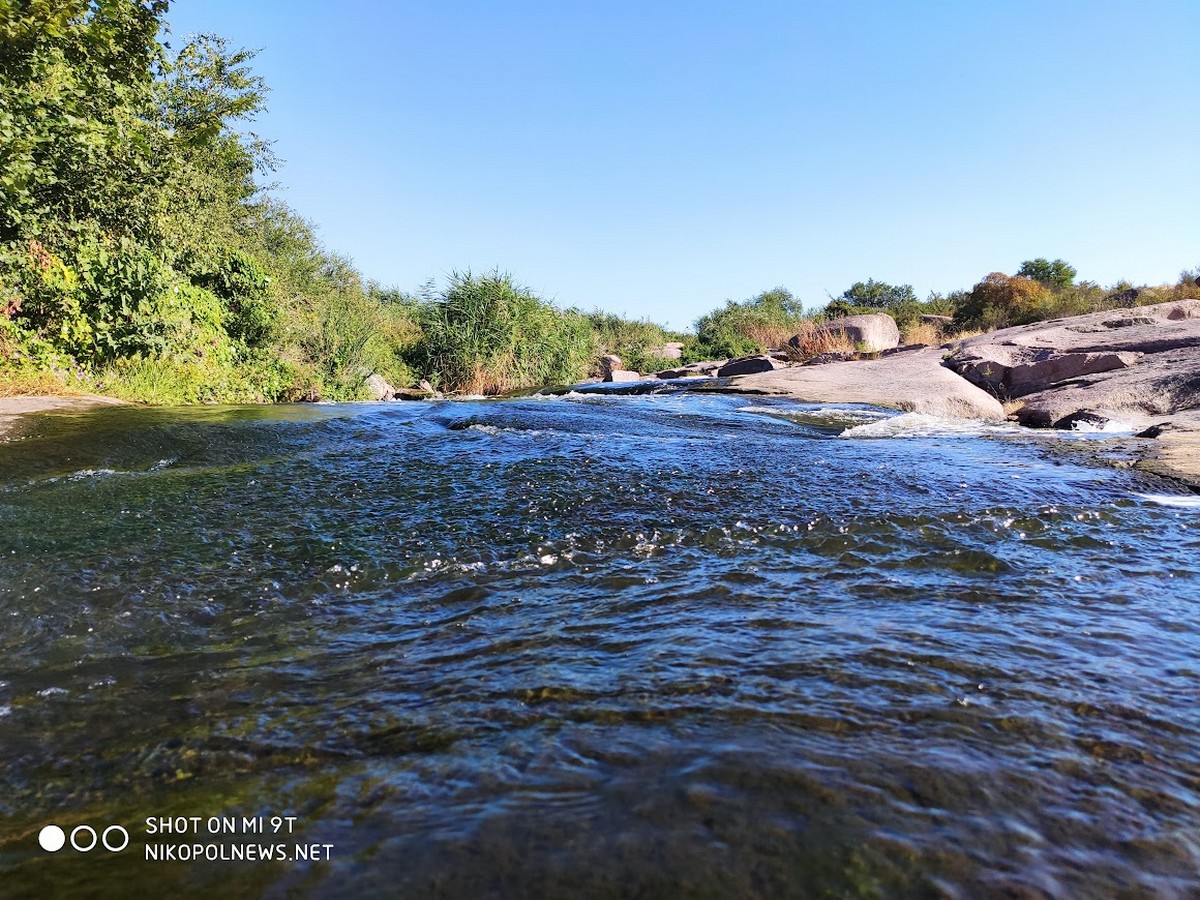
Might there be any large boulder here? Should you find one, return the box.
[717,356,783,377]
[799,314,900,353]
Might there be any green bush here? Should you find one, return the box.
[587,310,689,374]
[412,272,593,394]
[691,287,806,360]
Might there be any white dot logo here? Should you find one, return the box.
[102,825,129,852]
[38,825,66,852]
[70,825,98,852]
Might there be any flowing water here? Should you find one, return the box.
[0,394,1197,898]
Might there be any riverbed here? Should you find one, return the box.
[1,395,1197,897]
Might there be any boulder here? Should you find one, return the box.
[609,369,642,382]
[599,354,623,380]
[717,356,783,377]
[658,359,727,379]
[801,314,899,352]
[648,342,684,360]
[364,374,395,400]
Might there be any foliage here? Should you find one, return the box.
[691,287,806,360]
[587,311,689,375]
[838,279,917,310]
[1017,258,1076,289]
[954,273,1051,330]
[412,272,593,394]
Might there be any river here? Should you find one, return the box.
[0,394,1197,897]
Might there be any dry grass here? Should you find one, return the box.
[741,321,800,352]
[784,321,859,362]
[901,321,942,346]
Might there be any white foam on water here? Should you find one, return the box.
[1067,418,1138,434]
[1133,493,1200,508]
[839,413,1025,439]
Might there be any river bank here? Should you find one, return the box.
[3,300,1198,490]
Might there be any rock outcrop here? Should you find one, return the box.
[599,354,623,380]
[608,369,643,382]
[1134,411,1200,490]
[697,347,1004,419]
[945,300,1200,427]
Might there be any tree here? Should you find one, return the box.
[1017,258,1076,290]
[837,278,917,310]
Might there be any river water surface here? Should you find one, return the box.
[0,394,1197,898]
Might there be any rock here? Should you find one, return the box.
[647,342,684,360]
[419,379,435,393]
[946,346,1143,397]
[949,298,1200,355]
[697,347,1004,419]
[364,374,395,400]
[802,351,859,366]
[599,354,624,380]
[920,314,955,327]
[943,300,1200,427]
[1053,410,1120,431]
[658,360,728,379]
[1131,410,1200,490]
[716,356,783,377]
[800,314,900,352]
[609,369,642,382]
[1011,347,1200,427]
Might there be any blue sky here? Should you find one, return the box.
[165,1,1199,330]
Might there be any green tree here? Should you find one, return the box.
[837,278,917,310]
[1017,258,1076,289]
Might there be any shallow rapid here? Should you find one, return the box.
[0,394,1197,897]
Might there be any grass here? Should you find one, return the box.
[412,271,594,394]
[901,321,942,346]
[783,321,859,362]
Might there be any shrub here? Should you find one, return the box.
[587,311,689,374]
[411,272,593,394]
[691,287,806,360]
[955,273,1051,330]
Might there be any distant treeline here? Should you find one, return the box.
[2,4,1197,401]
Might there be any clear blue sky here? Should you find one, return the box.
[165,1,1198,330]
